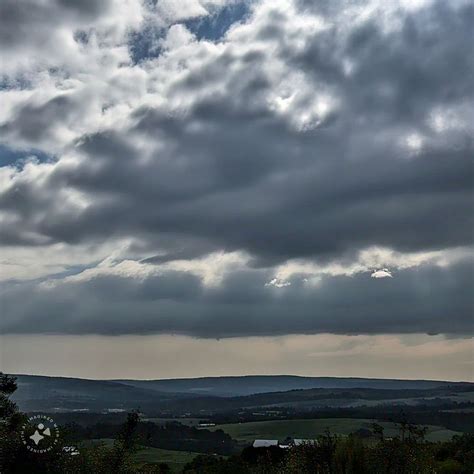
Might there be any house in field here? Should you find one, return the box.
[252,438,317,449]
[252,439,279,448]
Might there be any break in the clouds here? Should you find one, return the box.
[0,0,473,339]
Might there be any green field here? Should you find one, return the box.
[133,446,200,473]
[211,418,461,443]
[85,440,200,473]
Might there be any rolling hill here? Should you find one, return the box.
[114,375,470,396]
[10,374,473,413]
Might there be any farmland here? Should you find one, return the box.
[210,418,461,443]
[133,447,201,473]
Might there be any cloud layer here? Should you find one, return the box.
[0,0,473,339]
[1,254,473,337]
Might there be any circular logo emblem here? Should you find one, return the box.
[20,415,60,454]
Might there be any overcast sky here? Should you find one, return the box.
[0,0,473,381]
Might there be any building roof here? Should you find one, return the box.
[252,439,279,448]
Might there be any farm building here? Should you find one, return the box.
[252,438,317,448]
[252,439,279,448]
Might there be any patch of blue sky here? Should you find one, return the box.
[129,25,164,64]
[185,1,250,41]
[44,263,100,281]
[0,144,55,168]
[129,1,250,64]
[2,263,96,285]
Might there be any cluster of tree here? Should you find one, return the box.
[0,372,234,473]
[209,403,474,433]
[183,430,474,474]
[0,373,156,473]
[143,384,474,415]
[65,419,236,455]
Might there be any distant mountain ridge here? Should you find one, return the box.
[113,375,472,396]
[9,374,473,413]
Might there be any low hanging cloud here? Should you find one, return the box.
[0,0,473,339]
[1,256,473,338]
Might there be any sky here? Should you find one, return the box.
[0,0,473,381]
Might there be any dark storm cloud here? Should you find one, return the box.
[0,0,473,338]
[1,258,472,337]
[1,0,472,260]
[3,117,471,261]
[185,1,250,41]
[0,95,78,145]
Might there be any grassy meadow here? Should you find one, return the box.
[210,418,461,443]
